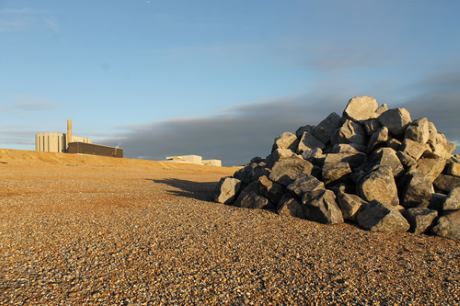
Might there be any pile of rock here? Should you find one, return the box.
[214,96,460,241]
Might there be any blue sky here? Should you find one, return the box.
[1,0,459,164]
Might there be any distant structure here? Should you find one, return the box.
[166,155,222,167]
[35,120,123,158]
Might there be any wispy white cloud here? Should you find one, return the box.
[0,7,60,33]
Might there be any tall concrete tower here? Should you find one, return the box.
[66,119,73,150]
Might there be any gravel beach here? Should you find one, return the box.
[0,149,459,304]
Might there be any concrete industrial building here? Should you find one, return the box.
[166,155,222,167]
[35,120,123,158]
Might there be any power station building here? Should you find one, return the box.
[35,120,123,158]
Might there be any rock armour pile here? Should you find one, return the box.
[214,96,460,241]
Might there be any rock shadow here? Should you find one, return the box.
[149,178,217,202]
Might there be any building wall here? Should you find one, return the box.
[35,132,66,153]
[72,136,92,144]
[35,133,92,153]
[67,142,123,158]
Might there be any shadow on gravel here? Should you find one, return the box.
[149,179,217,202]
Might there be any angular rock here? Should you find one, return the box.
[295,124,314,138]
[233,181,270,209]
[434,174,460,193]
[405,117,430,144]
[363,118,382,136]
[415,156,446,183]
[402,139,428,161]
[446,158,460,177]
[343,96,379,121]
[404,207,438,234]
[427,121,438,145]
[330,143,365,154]
[322,162,352,184]
[336,187,367,221]
[367,127,389,153]
[324,153,367,170]
[250,156,265,164]
[433,210,460,241]
[402,174,434,208]
[269,157,314,186]
[276,194,306,219]
[302,189,344,224]
[356,201,410,232]
[431,133,456,160]
[376,103,389,115]
[214,177,242,204]
[332,119,367,146]
[397,151,417,168]
[302,148,325,166]
[370,147,404,177]
[358,166,399,206]
[312,112,342,144]
[234,163,269,184]
[429,193,447,211]
[378,108,412,137]
[257,175,285,205]
[272,132,299,152]
[297,132,325,154]
[287,175,325,197]
[266,148,298,167]
[443,187,460,211]
[387,138,402,151]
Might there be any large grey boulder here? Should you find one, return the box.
[233,181,270,209]
[446,157,460,177]
[363,118,382,136]
[429,193,448,211]
[330,143,365,154]
[257,175,285,205]
[269,157,313,186]
[266,148,299,167]
[272,132,299,152]
[295,124,314,138]
[397,151,417,168]
[234,163,269,184]
[378,108,412,137]
[332,119,366,146]
[297,131,325,154]
[433,210,460,242]
[405,117,430,144]
[404,207,438,234]
[402,174,434,208]
[215,177,242,204]
[323,152,367,170]
[322,162,352,184]
[276,194,306,219]
[429,133,456,160]
[443,187,460,211]
[376,103,389,115]
[434,174,460,193]
[356,201,410,232]
[336,187,367,221]
[312,112,342,144]
[402,139,428,161]
[343,96,379,121]
[358,166,400,206]
[367,127,389,153]
[287,175,325,197]
[414,155,446,183]
[302,189,344,224]
[368,147,404,177]
[387,138,402,151]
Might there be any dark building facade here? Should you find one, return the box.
[67,142,123,158]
